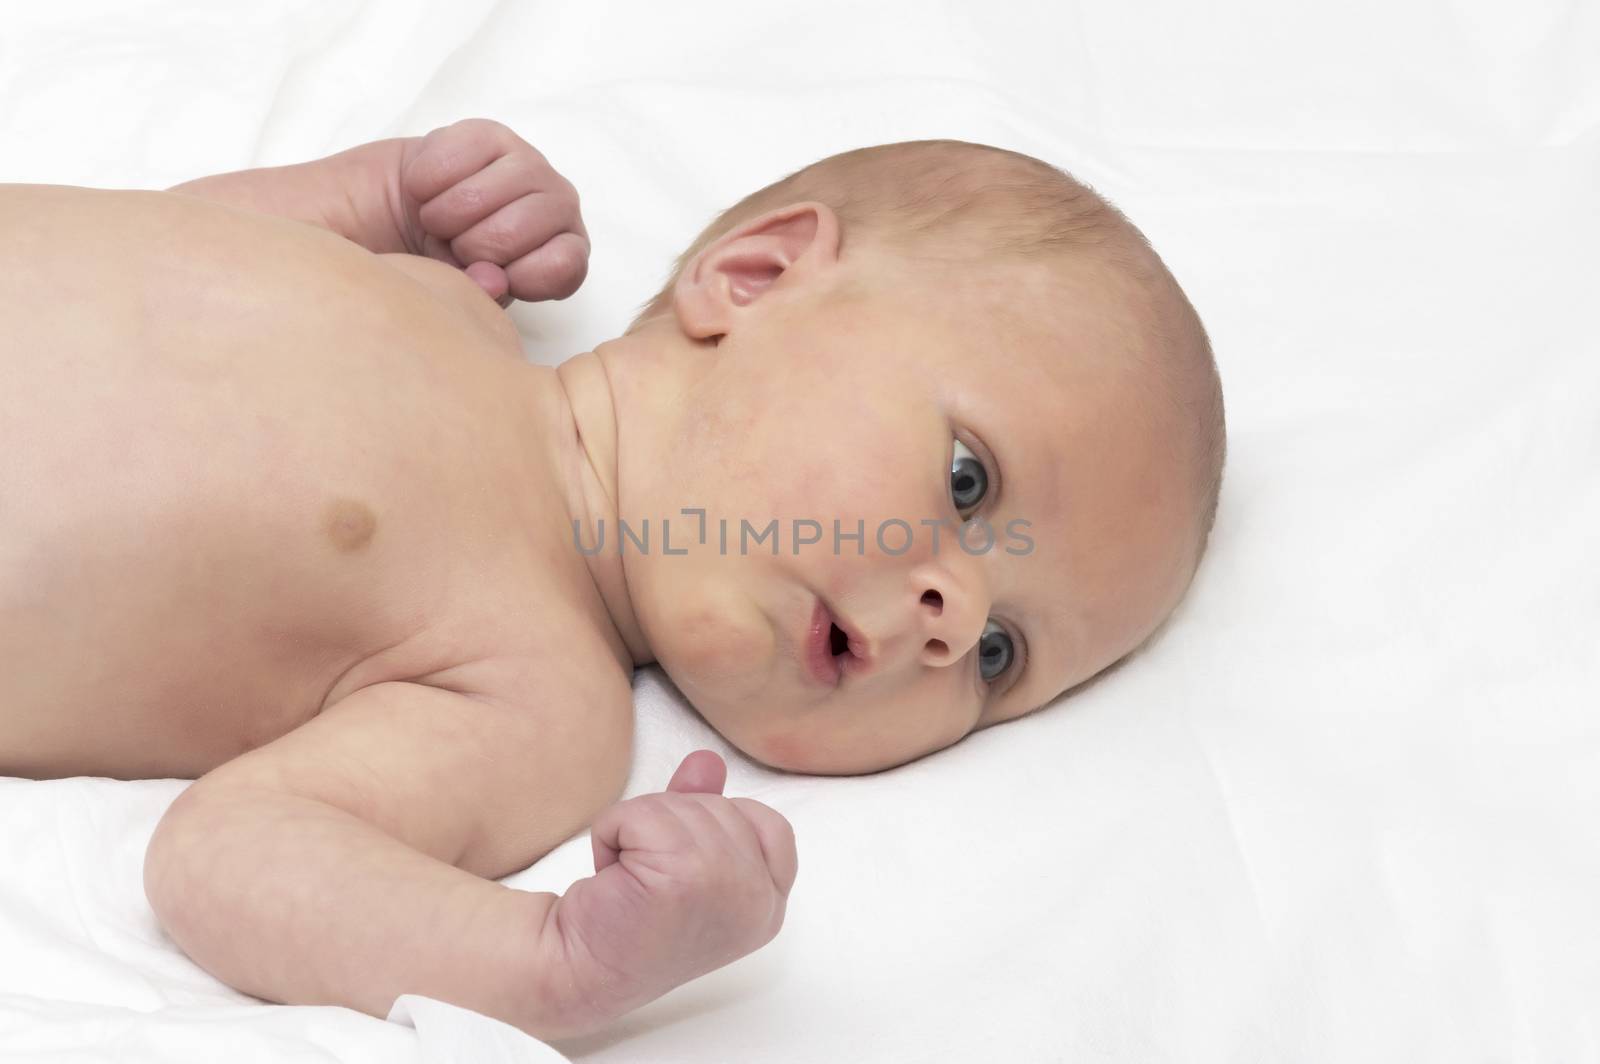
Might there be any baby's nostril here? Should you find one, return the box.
[921,589,943,613]
[926,638,948,658]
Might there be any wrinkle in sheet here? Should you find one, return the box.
[1179,713,1273,942]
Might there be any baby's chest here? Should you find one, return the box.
[0,336,567,773]
[313,492,638,759]
[0,447,629,781]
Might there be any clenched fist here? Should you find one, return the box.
[543,750,799,1034]
[396,118,590,306]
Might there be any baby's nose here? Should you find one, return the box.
[911,564,987,669]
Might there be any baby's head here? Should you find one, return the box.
[589,140,1224,775]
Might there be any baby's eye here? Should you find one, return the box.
[978,620,1015,682]
[950,439,989,517]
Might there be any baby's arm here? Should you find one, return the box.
[168,118,589,304]
[167,136,412,253]
[143,681,796,1040]
[143,682,595,1033]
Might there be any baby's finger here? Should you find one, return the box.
[660,793,738,855]
[462,260,510,305]
[729,797,799,897]
[589,795,693,874]
[685,792,771,869]
[504,230,591,303]
[448,193,571,271]
[402,122,511,206]
[665,750,726,796]
[419,232,463,269]
[416,152,558,241]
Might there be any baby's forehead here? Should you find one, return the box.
[903,256,1144,363]
[836,254,1164,435]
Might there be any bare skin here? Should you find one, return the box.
[1,122,1200,1042]
[0,121,797,1042]
[0,185,624,780]
[594,201,1202,775]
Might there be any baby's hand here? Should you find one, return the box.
[397,118,590,306]
[544,751,798,1034]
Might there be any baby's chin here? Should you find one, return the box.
[693,709,835,776]
[657,659,836,775]
[740,727,929,778]
[688,688,927,777]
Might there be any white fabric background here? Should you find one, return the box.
[2,1,1597,1061]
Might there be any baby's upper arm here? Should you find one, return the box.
[191,680,621,880]
[377,253,524,358]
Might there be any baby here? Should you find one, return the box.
[0,118,1224,1040]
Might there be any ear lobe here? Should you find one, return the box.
[673,201,840,341]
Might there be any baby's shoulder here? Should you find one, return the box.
[388,623,632,808]
[452,602,635,746]
[335,589,633,719]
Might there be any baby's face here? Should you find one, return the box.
[617,247,1198,775]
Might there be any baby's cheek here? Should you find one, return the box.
[793,425,905,507]
[784,458,837,517]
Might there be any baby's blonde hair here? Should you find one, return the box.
[626,139,1226,565]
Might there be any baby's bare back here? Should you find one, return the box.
[0,186,589,778]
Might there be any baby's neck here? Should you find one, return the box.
[552,346,652,667]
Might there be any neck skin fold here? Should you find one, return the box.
[551,339,653,668]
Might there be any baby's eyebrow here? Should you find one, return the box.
[1007,580,1078,715]
[977,408,1073,716]
[1005,621,1032,702]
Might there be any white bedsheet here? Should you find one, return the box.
[3,1,1597,1061]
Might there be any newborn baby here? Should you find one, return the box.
[0,119,1225,1039]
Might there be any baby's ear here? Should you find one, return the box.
[673,200,840,341]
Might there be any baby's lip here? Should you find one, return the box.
[802,596,875,688]
[830,609,873,674]
[802,598,842,687]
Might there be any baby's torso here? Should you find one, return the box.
[0,185,630,779]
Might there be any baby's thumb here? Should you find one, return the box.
[665,750,726,795]
[462,260,511,306]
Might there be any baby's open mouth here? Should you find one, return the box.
[804,598,864,687]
